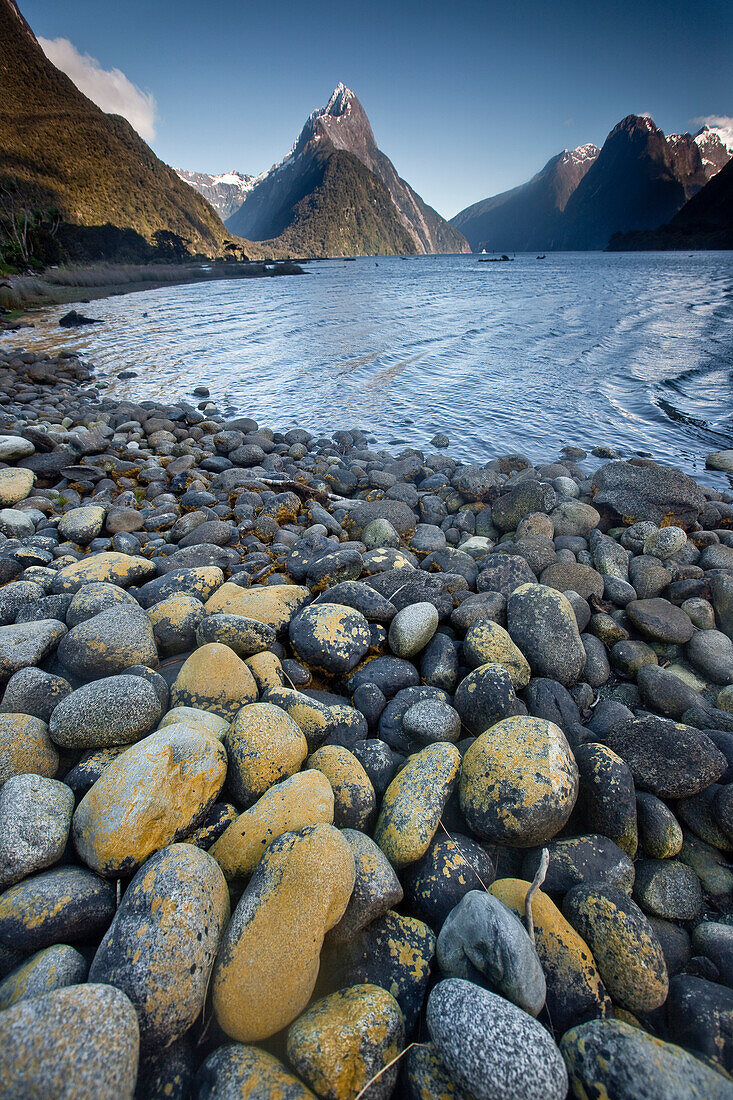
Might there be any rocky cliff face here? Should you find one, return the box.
[226,84,469,255]
[608,156,733,250]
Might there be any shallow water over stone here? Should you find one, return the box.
[6,251,733,483]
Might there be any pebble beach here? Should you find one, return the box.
[1,341,733,1098]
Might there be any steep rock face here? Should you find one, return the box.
[452,116,731,253]
[608,157,733,251]
[175,170,255,222]
[0,0,228,255]
[226,84,469,256]
[450,144,599,252]
[558,115,713,250]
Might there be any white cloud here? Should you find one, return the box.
[693,115,733,147]
[38,36,157,143]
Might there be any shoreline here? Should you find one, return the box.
[0,340,733,1094]
[0,259,306,326]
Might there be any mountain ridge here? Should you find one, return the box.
[0,0,231,257]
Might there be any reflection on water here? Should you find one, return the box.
[3,252,733,484]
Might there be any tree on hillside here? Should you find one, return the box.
[0,179,62,269]
[152,229,191,261]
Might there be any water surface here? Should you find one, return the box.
[5,252,733,484]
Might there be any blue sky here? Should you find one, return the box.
[22,0,733,217]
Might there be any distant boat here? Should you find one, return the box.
[479,254,513,263]
[481,249,487,254]
[537,254,546,259]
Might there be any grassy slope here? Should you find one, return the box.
[257,149,417,257]
[0,0,234,256]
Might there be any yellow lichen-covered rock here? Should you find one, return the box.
[374,742,461,868]
[289,604,371,676]
[0,982,140,1100]
[158,706,229,740]
[405,1042,470,1100]
[460,715,578,846]
[0,467,34,507]
[0,713,58,787]
[170,643,258,720]
[51,551,155,593]
[561,1019,732,1100]
[0,944,88,1010]
[307,745,376,830]
[211,823,355,1041]
[184,801,238,849]
[261,687,337,749]
[490,878,610,1034]
[196,1045,315,1099]
[148,594,204,655]
[72,725,228,876]
[224,702,308,808]
[88,843,230,1051]
[210,769,334,880]
[462,620,532,688]
[287,984,404,1100]
[562,883,669,1013]
[319,910,435,1033]
[246,649,286,692]
[204,583,310,631]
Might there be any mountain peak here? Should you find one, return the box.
[611,114,660,138]
[322,83,354,118]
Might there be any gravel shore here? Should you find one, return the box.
[0,342,733,1099]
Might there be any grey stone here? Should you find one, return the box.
[0,983,140,1099]
[626,598,694,644]
[0,508,35,539]
[591,460,705,528]
[57,606,158,679]
[327,829,403,944]
[643,525,687,559]
[89,843,229,1051]
[0,775,74,889]
[403,698,461,743]
[687,629,733,684]
[0,667,72,722]
[388,601,439,658]
[0,436,35,461]
[58,506,106,545]
[195,614,276,657]
[437,891,546,1016]
[427,978,568,1100]
[49,674,163,749]
[632,858,703,921]
[0,619,67,682]
[522,835,635,897]
[507,583,586,687]
[602,714,727,798]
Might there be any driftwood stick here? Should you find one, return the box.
[524,848,549,944]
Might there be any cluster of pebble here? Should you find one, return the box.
[1,344,733,1099]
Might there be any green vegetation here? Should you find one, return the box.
[260,150,417,257]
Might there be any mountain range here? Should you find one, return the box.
[451,117,732,252]
[0,0,730,261]
[174,170,256,223]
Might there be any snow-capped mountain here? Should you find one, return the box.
[225,83,469,255]
[453,113,732,252]
[175,169,255,222]
[692,125,733,177]
[450,143,600,252]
